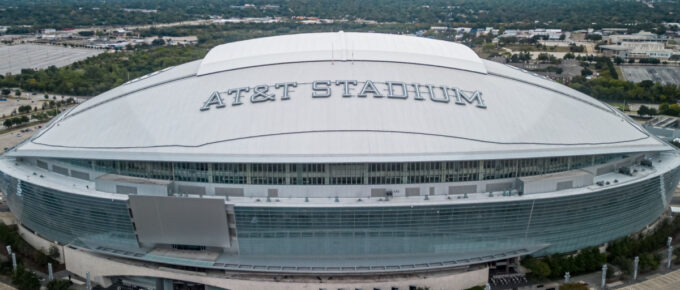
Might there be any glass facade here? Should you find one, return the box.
[0,171,137,249]
[234,166,680,258]
[1,154,678,272]
[53,153,625,186]
[0,161,677,269]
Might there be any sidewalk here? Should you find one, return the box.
[618,268,680,290]
[0,281,16,290]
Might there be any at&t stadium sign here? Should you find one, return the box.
[200,80,486,111]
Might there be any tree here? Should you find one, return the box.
[638,105,650,116]
[585,34,603,41]
[11,266,41,290]
[152,38,166,46]
[560,283,588,290]
[581,68,593,76]
[1,88,10,96]
[18,105,31,114]
[638,252,660,273]
[48,245,60,259]
[640,80,655,89]
[570,44,585,52]
[47,280,71,290]
[3,119,13,128]
[523,257,551,279]
[14,90,20,96]
[614,57,624,65]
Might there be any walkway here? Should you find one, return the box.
[618,268,680,290]
[0,282,16,290]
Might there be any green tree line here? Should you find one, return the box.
[0,0,677,31]
[522,216,680,281]
[0,46,206,96]
[569,78,680,103]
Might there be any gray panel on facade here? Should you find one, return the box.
[96,174,172,196]
[70,170,90,181]
[52,165,69,176]
[449,185,477,195]
[556,181,573,191]
[371,188,386,197]
[267,189,278,198]
[429,187,435,195]
[486,182,513,192]
[597,165,615,175]
[36,160,48,170]
[405,187,420,197]
[128,195,230,249]
[214,187,244,197]
[177,185,206,195]
[116,185,138,195]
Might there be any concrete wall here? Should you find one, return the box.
[17,225,64,264]
[64,246,489,290]
[520,170,594,194]
[95,177,171,196]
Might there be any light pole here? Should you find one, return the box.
[667,237,673,270]
[48,263,53,281]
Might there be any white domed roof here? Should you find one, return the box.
[12,32,670,162]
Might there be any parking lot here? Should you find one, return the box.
[621,65,680,85]
[0,126,38,152]
[0,93,49,117]
[0,44,103,75]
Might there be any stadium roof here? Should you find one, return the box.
[9,32,672,163]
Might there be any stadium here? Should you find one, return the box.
[0,32,679,289]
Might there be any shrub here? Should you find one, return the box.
[11,266,41,290]
[560,283,588,290]
[47,280,72,290]
[48,245,60,259]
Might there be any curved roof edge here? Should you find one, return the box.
[196,32,487,76]
[7,144,672,164]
